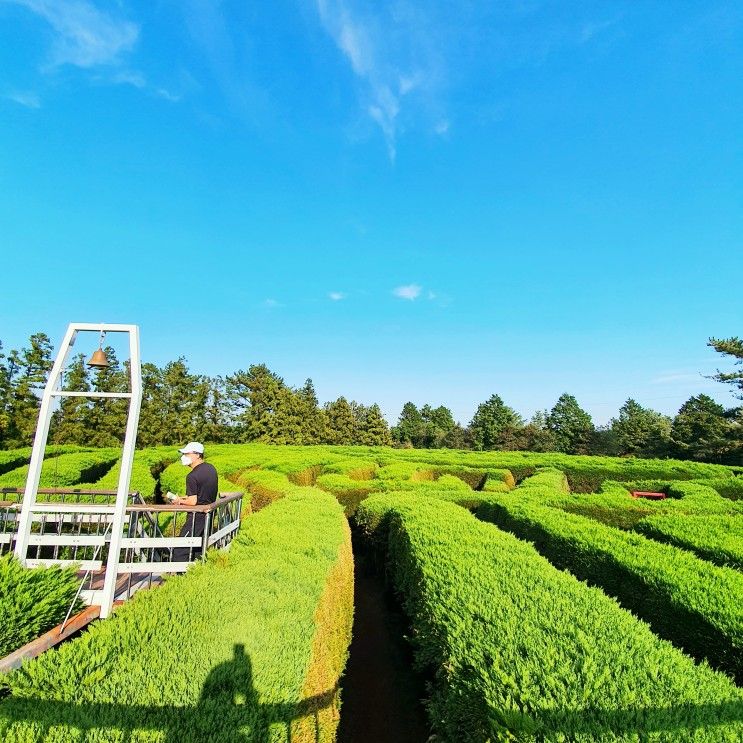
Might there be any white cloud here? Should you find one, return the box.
[427,290,437,300]
[5,91,41,108]
[111,70,146,89]
[155,87,181,103]
[263,298,280,308]
[580,18,619,44]
[329,292,346,301]
[314,0,441,161]
[393,284,422,301]
[108,70,181,102]
[650,371,716,387]
[434,119,449,135]
[5,0,139,69]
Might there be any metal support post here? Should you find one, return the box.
[14,325,77,563]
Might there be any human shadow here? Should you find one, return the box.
[2,643,741,741]
[0,643,339,743]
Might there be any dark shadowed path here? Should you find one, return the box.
[337,533,429,743]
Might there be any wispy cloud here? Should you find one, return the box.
[4,0,139,69]
[314,0,443,160]
[580,16,622,44]
[328,292,346,301]
[263,298,281,308]
[5,91,41,108]
[393,284,422,301]
[108,70,181,102]
[650,371,716,387]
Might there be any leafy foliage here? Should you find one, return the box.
[708,336,743,399]
[356,494,743,742]
[0,491,353,743]
[636,514,743,570]
[0,449,120,488]
[611,398,672,457]
[477,476,743,681]
[0,554,81,658]
[547,392,595,454]
[468,393,524,451]
[672,394,737,463]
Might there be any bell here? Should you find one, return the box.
[87,347,110,368]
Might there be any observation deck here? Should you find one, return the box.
[1,487,243,604]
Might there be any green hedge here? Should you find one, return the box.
[83,447,175,500]
[0,491,353,742]
[355,494,743,742]
[320,458,378,480]
[477,483,743,682]
[0,450,120,490]
[315,473,377,515]
[544,477,742,529]
[0,554,82,658]
[704,476,743,501]
[636,514,743,571]
[0,447,93,478]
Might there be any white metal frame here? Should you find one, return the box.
[14,323,142,618]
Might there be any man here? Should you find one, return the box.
[171,442,218,562]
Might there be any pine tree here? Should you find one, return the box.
[296,379,327,443]
[547,393,595,454]
[87,347,129,447]
[469,394,524,451]
[50,353,91,445]
[441,423,474,450]
[324,397,358,444]
[672,394,732,463]
[520,411,557,452]
[708,336,743,399]
[226,364,285,442]
[0,341,12,447]
[418,404,456,448]
[137,362,166,447]
[392,402,424,446]
[358,403,392,446]
[3,333,53,447]
[611,399,671,458]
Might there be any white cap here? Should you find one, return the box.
[178,442,204,454]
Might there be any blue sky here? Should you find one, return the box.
[0,0,741,426]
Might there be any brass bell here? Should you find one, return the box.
[87,347,110,368]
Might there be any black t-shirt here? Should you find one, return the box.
[186,462,218,505]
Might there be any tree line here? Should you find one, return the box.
[0,334,392,449]
[0,332,740,464]
[391,337,742,464]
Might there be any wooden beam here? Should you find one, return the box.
[0,605,101,674]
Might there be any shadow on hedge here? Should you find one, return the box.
[0,644,339,743]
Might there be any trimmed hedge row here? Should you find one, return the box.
[636,514,743,571]
[477,482,743,682]
[705,476,743,501]
[350,448,735,489]
[0,490,353,743]
[315,473,377,516]
[83,447,175,500]
[532,477,742,529]
[356,494,743,742]
[0,446,92,478]
[320,458,379,480]
[0,449,120,490]
[0,554,82,659]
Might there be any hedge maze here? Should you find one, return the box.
[0,444,741,741]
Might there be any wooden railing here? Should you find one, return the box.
[0,488,243,603]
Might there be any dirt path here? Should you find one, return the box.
[337,541,429,743]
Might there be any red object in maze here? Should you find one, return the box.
[630,491,666,500]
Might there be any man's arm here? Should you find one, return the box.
[174,495,197,506]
